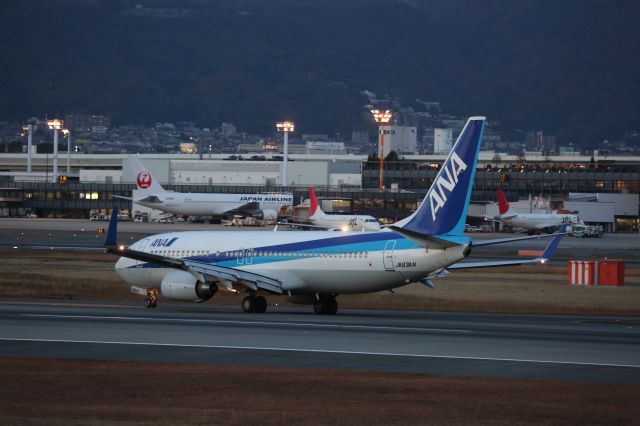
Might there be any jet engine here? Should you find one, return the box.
[256,209,278,221]
[160,270,217,302]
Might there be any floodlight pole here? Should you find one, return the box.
[63,129,71,175]
[371,110,392,192]
[23,125,33,172]
[47,119,63,182]
[276,121,295,186]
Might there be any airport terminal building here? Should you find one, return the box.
[0,152,638,232]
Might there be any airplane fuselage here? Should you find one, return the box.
[136,193,293,216]
[309,214,381,231]
[499,213,579,231]
[115,230,467,294]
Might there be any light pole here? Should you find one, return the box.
[276,121,294,186]
[47,119,63,182]
[22,124,34,172]
[371,109,392,192]
[62,129,71,175]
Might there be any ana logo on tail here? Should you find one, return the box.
[429,152,468,220]
[136,171,152,189]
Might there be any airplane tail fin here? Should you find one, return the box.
[127,155,166,195]
[309,187,324,218]
[394,117,485,238]
[104,207,118,248]
[497,188,511,215]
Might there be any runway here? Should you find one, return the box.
[1,300,639,384]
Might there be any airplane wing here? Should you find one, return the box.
[448,227,565,270]
[105,246,283,294]
[275,221,340,231]
[103,210,282,294]
[224,201,261,216]
[113,194,164,204]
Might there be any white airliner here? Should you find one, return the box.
[304,187,381,231]
[106,117,567,314]
[489,189,581,233]
[116,155,293,220]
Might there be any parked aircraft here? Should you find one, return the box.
[488,189,581,233]
[106,117,567,314]
[300,187,381,231]
[115,156,292,220]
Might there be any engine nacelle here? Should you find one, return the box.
[160,270,217,302]
[256,209,278,221]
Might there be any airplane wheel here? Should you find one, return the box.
[253,296,267,313]
[144,297,156,308]
[242,296,255,313]
[313,296,338,315]
[327,299,338,315]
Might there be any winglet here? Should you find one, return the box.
[539,224,568,261]
[104,208,118,248]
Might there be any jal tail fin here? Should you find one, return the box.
[396,116,486,237]
[127,155,166,195]
[309,187,324,217]
[497,188,511,215]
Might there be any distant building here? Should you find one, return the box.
[379,125,417,157]
[221,122,237,137]
[302,134,329,142]
[351,130,369,144]
[434,128,453,154]
[306,141,346,155]
[64,114,111,132]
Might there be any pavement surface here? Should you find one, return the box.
[1,300,639,384]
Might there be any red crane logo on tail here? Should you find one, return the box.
[136,171,152,189]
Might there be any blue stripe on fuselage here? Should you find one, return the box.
[129,231,423,269]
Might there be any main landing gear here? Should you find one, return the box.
[144,289,158,309]
[242,295,268,313]
[313,294,338,315]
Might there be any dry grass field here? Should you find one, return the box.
[1,358,639,426]
[0,248,639,315]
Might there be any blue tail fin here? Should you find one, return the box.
[400,116,485,237]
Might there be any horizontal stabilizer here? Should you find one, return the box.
[471,229,568,247]
[448,225,566,270]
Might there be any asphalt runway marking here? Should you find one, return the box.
[21,314,472,334]
[1,337,639,369]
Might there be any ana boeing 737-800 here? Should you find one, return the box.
[115,155,293,220]
[105,117,567,314]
